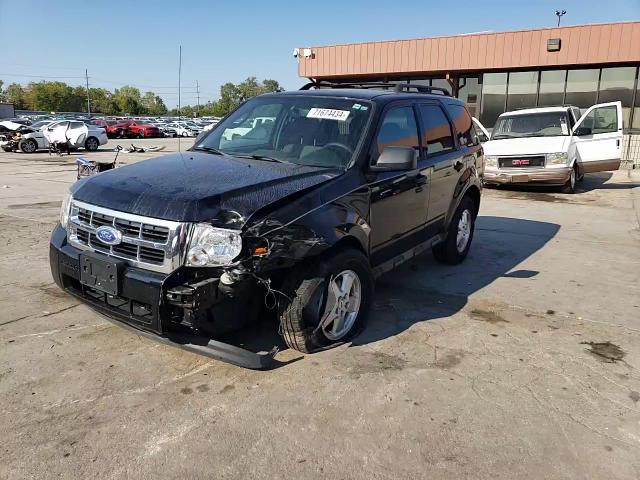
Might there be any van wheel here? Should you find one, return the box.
[561,166,577,194]
[278,248,373,353]
[432,196,476,265]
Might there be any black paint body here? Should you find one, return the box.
[50,88,483,366]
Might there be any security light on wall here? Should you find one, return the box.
[303,48,314,59]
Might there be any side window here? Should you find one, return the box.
[418,105,455,155]
[446,104,474,146]
[375,106,419,156]
[580,106,618,134]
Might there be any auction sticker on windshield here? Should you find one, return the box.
[307,108,350,121]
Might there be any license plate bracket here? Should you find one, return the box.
[512,175,530,183]
[79,253,122,295]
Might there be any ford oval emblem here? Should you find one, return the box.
[95,226,122,245]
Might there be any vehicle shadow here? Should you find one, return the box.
[220,215,560,367]
[352,215,560,347]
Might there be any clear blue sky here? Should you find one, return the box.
[1,0,638,108]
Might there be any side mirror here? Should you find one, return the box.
[372,146,418,171]
[574,126,592,136]
[478,133,489,143]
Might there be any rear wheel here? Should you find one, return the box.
[432,196,476,265]
[19,138,37,153]
[278,248,373,353]
[84,136,99,151]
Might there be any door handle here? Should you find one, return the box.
[454,160,464,171]
[616,139,620,148]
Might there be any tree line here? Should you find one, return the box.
[0,77,281,117]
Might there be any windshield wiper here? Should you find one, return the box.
[193,146,226,155]
[233,154,289,164]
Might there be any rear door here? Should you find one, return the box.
[416,103,459,228]
[571,101,623,173]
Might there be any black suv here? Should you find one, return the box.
[50,82,483,368]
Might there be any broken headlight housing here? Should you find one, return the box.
[546,152,568,165]
[186,224,242,267]
[485,155,498,167]
[60,191,72,228]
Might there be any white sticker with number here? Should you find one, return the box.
[306,108,350,121]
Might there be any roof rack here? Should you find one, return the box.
[299,80,451,96]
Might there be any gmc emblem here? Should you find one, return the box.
[512,159,530,165]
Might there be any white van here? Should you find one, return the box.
[481,102,623,193]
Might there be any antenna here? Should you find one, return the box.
[196,80,200,118]
[178,45,182,152]
[555,9,566,27]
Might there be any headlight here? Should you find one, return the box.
[186,224,242,267]
[546,152,568,165]
[485,155,498,167]
[60,191,72,228]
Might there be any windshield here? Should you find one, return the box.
[492,112,569,139]
[195,96,372,168]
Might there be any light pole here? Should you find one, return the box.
[555,10,566,27]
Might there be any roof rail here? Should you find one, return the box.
[299,80,451,96]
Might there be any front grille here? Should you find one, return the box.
[498,156,545,168]
[67,200,189,273]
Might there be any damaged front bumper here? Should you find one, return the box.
[49,224,277,369]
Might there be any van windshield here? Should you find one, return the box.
[194,96,372,168]
[492,112,569,139]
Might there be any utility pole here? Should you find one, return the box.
[196,80,200,118]
[85,69,91,117]
[555,9,566,27]
[178,45,182,152]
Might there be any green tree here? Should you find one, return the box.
[214,77,282,116]
[28,81,77,111]
[89,88,117,115]
[112,86,143,115]
[5,83,28,109]
[141,91,168,116]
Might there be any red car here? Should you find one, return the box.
[92,119,127,138]
[126,121,161,138]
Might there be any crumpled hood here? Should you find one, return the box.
[483,136,570,156]
[71,152,342,225]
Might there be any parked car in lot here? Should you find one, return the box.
[482,102,623,193]
[19,120,108,153]
[221,116,275,141]
[50,82,482,368]
[91,119,127,138]
[165,122,197,137]
[125,121,161,138]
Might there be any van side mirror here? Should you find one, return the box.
[372,146,418,171]
[574,126,592,136]
[478,133,489,143]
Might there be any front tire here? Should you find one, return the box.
[278,248,373,353]
[432,196,476,265]
[561,165,577,194]
[19,138,38,153]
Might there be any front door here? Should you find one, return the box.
[369,104,429,265]
[571,101,623,173]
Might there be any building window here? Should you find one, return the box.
[507,71,538,110]
[431,79,452,96]
[480,72,507,127]
[458,76,482,118]
[538,70,566,107]
[599,67,636,129]
[565,69,599,109]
